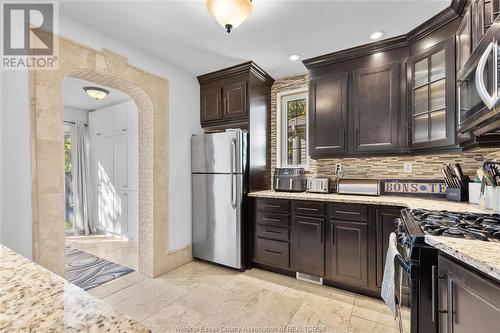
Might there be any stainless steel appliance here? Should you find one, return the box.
[337,179,380,196]
[393,208,500,333]
[274,168,306,192]
[191,129,247,269]
[306,177,329,193]
[458,18,500,137]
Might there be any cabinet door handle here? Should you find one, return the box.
[261,217,280,223]
[224,97,228,115]
[431,265,448,323]
[297,207,318,212]
[336,210,361,216]
[264,229,281,235]
[264,249,281,256]
[331,224,334,245]
[355,128,360,147]
[216,98,221,116]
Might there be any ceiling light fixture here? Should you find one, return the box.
[369,31,385,40]
[206,0,253,33]
[288,54,301,61]
[83,86,110,100]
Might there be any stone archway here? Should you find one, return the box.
[29,35,191,277]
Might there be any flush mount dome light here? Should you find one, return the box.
[206,0,253,33]
[83,86,110,100]
[369,31,385,40]
[288,54,301,61]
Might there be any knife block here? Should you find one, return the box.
[446,176,469,202]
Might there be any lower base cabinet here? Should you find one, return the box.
[252,197,401,296]
[438,255,500,333]
[291,215,325,277]
[326,220,368,287]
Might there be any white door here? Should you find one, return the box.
[114,135,128,191]
[115,191,128,235]
[114,104,129,135]
[98,136,114,191]
[127,132,138,191]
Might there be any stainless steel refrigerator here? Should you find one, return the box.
[191,129,247,269]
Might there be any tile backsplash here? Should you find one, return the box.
[270,74,500,186]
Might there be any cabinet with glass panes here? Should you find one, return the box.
[407,38,456,150]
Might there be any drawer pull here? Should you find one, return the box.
[263,204,281,209]
[261,217,280,223]
[335,210,361,215]
[264,229,281,234]
[297,207,318,212]
[264,249,282,255]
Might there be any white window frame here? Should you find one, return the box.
[276,88,309,170]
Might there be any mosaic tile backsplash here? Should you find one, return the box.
[270,75,500,185]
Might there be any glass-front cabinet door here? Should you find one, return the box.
[408,38,456,150]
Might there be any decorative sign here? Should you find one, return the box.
[381,179,447,198]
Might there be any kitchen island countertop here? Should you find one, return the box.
[0,244,150,333]
[248,190,494,213]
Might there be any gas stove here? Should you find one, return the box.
[410,209,500,241]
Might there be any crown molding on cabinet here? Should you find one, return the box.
[303,2,463,70]
[197,61,275,86]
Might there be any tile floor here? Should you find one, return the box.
[68,236,407,333]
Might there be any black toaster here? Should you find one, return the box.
[274,168,306,192]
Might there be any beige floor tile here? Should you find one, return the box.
[243,289,303,325]
[237,272,290,294]
[348,316,399,333]
[196,302,264,329]
[155,261,211,285]
[175,282,252,315]
[182,265,240,288]
[352,296,398,328]
[142,302,203,333]
[102,292,128,306]
[86,275,139,299]
[114,284,189,322]
[289,293,353,331]
[221,275,264,298]
[244,268,295,288]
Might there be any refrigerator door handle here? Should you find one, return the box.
[230,138,237,209]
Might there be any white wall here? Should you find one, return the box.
[64,105,90,124]
[0,69,33,259]
[0,15,201,258]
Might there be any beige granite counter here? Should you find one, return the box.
[425,236,500,282]
[0,244,150,333]
[248,190,495,213]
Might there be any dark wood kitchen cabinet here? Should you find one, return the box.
[375,208,401,288]
[290,202,325,276]
[200,85,222,123]
[197,62,273,128]
[437,254,500,333]
[326,219,368,287]
[351,62,400,153]
[408,38,456,150]
[309,73,348,158]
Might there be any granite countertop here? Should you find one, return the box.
[425,236,500,282]
[248,190,495,213]
[0,244,150,333]
[249,190,500,281]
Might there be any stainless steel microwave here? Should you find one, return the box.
[458,26,500,136]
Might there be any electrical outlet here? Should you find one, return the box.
[335,163,342,175]
[404,162,413,173]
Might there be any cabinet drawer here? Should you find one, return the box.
[256,212,289,228]
[256,224,289,241]
[255,238,289,268]
[293,201,325,217]
[256,199,290,213]
[330,203,368,221]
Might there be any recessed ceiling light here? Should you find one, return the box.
[288,54,301,61]
[83,86,110,100]
[370,31,385,40]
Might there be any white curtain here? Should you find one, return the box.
[70,123,95,235]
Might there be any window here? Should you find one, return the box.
[277,89,308,168]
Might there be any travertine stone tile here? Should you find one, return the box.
[348,316,399,333]
[243,289,303,325]
[141,303,203,332]
[221,275,264,298]
[352,296,398,328]
[196,302,264,329]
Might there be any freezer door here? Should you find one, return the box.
[192,173,243,269]
[192,130,246,174]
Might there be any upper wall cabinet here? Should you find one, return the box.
[408,38,456,150]
[351,62,401,153]
[309,73,348,158]
[197,62,273,128]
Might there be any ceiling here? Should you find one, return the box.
[60,0,451,79]
[62,77,131,110]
